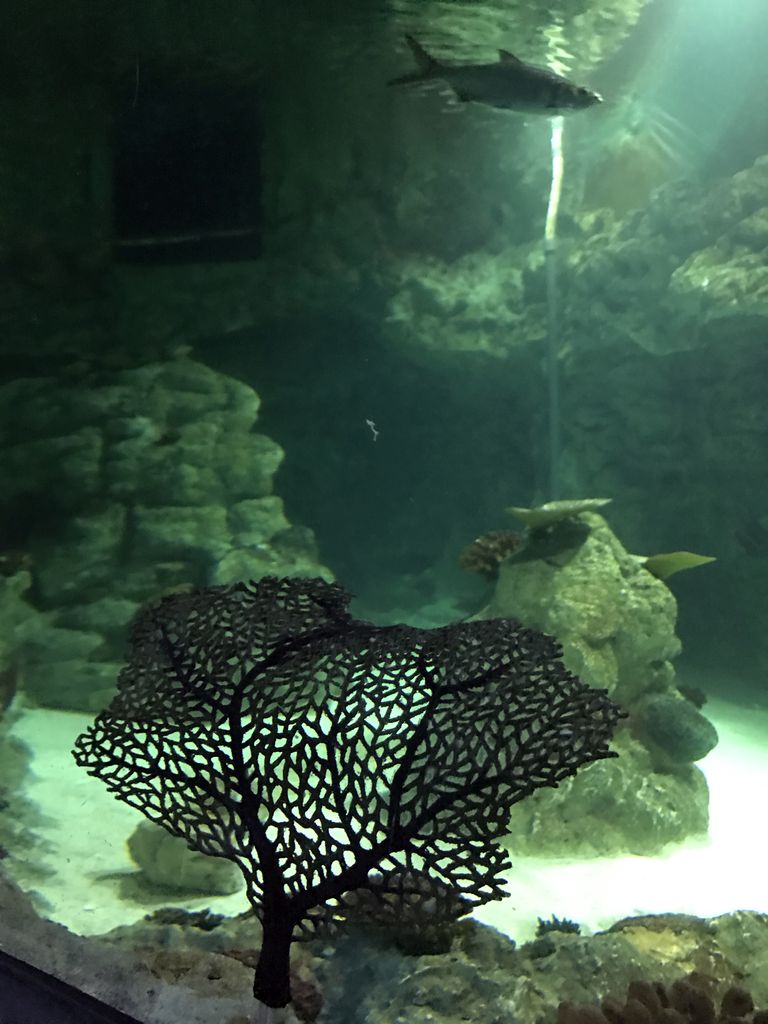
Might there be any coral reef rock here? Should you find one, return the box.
[0,573,48,879]
[126,821,243,897]
[501,729,709,857]
[6,862,768,1024]
[315,909,768,1024]
[483,511,711,855]
[0,358,331,712]
[0,571,39,717]
[569,155,768,356]
[483,512,679,702]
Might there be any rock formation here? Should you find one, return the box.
[0,359,330,711]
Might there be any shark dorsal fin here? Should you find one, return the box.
[499,49,523,64]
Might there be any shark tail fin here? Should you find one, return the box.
[387,34,442,86]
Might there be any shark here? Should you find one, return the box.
[388,35,602,115]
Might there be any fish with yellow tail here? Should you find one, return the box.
[388,34,602,115]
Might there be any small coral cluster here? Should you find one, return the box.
[537,915,581,937]
[559,975,767,1024]
[458,529,523,579]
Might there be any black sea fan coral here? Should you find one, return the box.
[73,576,624,1014]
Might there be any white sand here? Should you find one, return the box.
[475,698,768,939]
[8,708,250,934]
[7,697,768,941]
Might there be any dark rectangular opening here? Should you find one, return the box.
[112,65,262,264]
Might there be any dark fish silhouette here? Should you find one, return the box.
[388,35,602,114]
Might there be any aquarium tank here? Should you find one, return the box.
[1,0,768,1021]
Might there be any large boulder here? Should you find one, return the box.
[483,512,679,702]
[126,821,243,897]
[482,511,712,854]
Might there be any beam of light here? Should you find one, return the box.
[545,115,565,244]
[545,115,565,501]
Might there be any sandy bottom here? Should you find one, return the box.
[8,697,768,942]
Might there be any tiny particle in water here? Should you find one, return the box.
[365,418,380,441]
